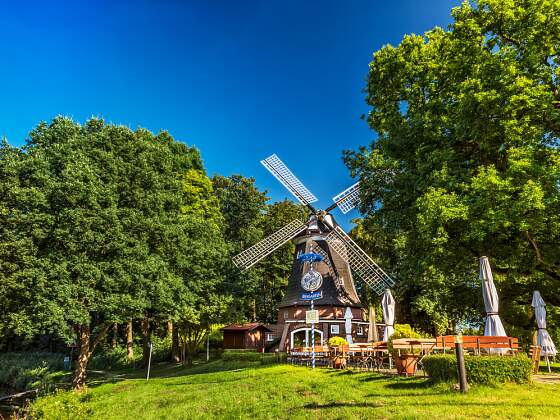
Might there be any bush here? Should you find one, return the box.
[0,352,66,392]
[221,351,286,364]
[90,335,172,370]
[89,346,139,370]
[423,354,533,384]
[30,389,90,420]
[391,324,426,340]
[328,337,348,347]
[388,324,426,354]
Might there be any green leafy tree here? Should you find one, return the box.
[174,169,229,365]
[212,175,268,321]
[257,200,306,323]
[345,0,560,338]
[0,118,202,388]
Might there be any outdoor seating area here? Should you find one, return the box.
[288,334,533,377]
[288,342,392,371]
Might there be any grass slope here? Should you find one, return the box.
[32,361,560,419]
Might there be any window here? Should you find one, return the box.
[330,324,339,334]
[357,326,364,336]
[266,333,274,342]
[283,311,289,320]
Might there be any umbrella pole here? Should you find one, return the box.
[546,356,551,373]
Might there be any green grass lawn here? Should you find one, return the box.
[31,361,560,419]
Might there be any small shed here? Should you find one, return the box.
[221,323,272,350]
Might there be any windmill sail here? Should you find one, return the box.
[325,226,394,295]
[331,182,360,214]
[261,154,318,206]
[232,219,307,270]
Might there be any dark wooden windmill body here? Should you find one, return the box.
[232,154,395,351]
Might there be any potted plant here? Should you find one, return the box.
[328,336,348,369]
[387,324,425,376]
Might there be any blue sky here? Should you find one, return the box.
[0,0,459,229]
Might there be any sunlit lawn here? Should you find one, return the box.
[33,361,560,419]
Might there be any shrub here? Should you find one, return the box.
[328,337,348,347]
[30,389,90,420]
[90,335,172,370]
[423,354,533,384]
[388,324,426,354]
[0,352,66,392]
[89,346,139,370]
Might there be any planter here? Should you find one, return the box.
[332,356,346,369]
[393,354,419,376]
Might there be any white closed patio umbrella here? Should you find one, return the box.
[368,305,379,342]
[480,256,507,339]
[344,307,353,344]
[382,289,395,342]
[532,291,557,371]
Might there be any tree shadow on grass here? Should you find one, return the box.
[304,401,385,410]
[306,399,560,411]
[85,361,286,388]
[383,380,432,390]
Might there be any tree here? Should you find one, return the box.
[257,200,306,323]
[344,0,560,338]
[173,169,229,365]
[0,117,202,388]
[212,175,268,321]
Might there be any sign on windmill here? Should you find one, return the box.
[298,253,323,293]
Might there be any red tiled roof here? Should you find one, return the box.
[221,323,272,332]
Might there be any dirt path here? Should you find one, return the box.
[533,374,560,385]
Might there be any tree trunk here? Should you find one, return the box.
[111,323,118,348]
[172,323,180,363]
[72,323,111,390]
[167,320,173,338]
[72,325,91,390]
[185,340,193,367]
[141,317,151,368]
[126,320,134,360]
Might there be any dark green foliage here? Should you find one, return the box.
[0,117,215,387]
[0,352,66,393]
[212,175,268,322]
[423,354,533,384]
[212,175,306,323]
[89,336,171,371]
[345,0,560,338]
[256,200,307,323]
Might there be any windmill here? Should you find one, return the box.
[232,154,395,350]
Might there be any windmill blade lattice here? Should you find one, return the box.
[332,182,361,214]
[261,154,318,205]
[324,226,394,295]
[232,219,307,270]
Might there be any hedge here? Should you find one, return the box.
[221,351,286,364]
[423,354,532,384]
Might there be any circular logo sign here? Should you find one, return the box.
[301,269,323,292]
